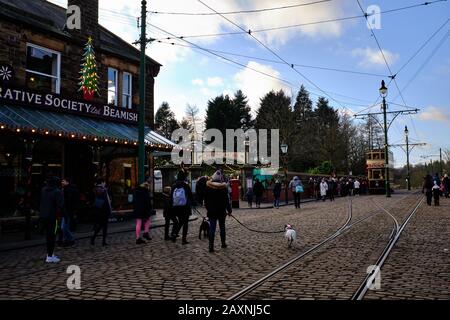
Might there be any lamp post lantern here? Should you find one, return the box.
[379,80,391,197]
[281,143,288,204]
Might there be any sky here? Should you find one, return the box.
[48,0,450,169]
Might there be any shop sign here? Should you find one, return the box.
[0,86,138,125]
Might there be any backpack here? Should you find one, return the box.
[173,187,187,207]
[295,185,304,193]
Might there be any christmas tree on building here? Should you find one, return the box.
[79,37,99,101]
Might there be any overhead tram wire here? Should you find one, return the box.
[196,0,354,115]
[148,23,373,109]
[155,39,389,79]
[149,0,332,15]
[151,1,447,41]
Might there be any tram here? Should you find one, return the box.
[366,149,394,194]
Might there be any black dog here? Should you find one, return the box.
[199,217,210,240]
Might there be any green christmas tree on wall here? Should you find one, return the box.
[79,37,99,101]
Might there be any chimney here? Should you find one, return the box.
[67,0,100,44]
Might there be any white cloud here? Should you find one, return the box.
[233,61,291,113]
[200,87,216,97]
[49,0,354,66]
[192,78,204,86]
[352,47,400,69]
[207,77,224,87]
[417,106,450,122]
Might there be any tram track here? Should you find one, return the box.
[228,191,421,300]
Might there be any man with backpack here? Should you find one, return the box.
[170,170,193,245]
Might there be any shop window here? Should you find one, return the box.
[26,44,61,93]
[108,68,118,106]
[122,72,132,109]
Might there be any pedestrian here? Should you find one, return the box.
[308,178,314,199]
[354,179,360,196]
[195,176,207,206]
[204,170,232,253]
[432,181,440,206]
[289,176,304,208]
[163,186,179,240]
[170,170,194,245]
[90,178,112,246]
[443,174,450,198]
[39,176,64,263]
[133,182,153,244]
[348,178,354,196]
[253,179,264,208]
[61,178,79,247]
[422,175,433,206]
[320,179,328,201]
[273,180,282,208]
[246,188,253,208]
[328,177,336,201]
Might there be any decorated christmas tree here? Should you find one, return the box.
[79,37,99,101]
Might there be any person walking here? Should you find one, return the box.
[273,180,282,208]
[432,181,440,206]
[60,178,78,247]
[289,176,303,208]
[328,177,336,202]
[90,178,112,246]
[443,174,450,198]
[163,186,178,240]
[253,179,264,208]
[320,179,328,201]
[170,170,193,245]
[204,171,232,253]
[246,188,254,208]
[195,176,207,206]
[354,179,361,196]
[422,175,433,206]
[40,177,64,263]
[133,182,153,244]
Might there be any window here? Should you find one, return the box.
[122,72,132,109]
[108,68,118,106]
[26,44,61,93]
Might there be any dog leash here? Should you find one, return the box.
[229,214,285,234]
[193,207,284,234]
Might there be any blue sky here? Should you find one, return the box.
[48,0,450,168]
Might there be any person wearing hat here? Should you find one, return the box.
[133,181,153,244]
[204,170,232,253]
[170,170,193,244]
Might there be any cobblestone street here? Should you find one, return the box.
[1,192,448,300]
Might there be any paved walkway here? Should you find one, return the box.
[1,192,448,300]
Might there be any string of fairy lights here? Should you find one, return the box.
[0,122,173,150]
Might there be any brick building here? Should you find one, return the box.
[0,0,173,217]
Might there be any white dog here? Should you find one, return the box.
[284,224,297,248]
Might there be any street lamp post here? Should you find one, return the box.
[405,126,411,191]
[281,143,288,204]
[379,80,391,197]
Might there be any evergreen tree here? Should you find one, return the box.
[154,102,179,139]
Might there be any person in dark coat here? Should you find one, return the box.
[422,174,433,206]
[205,171,232,253]
[61,178,79,246]
[90,178,112,246]
[195,176,207,206]
[253,180,264,208]
[40,176,64,263]
[273,180,282,208]
[163,186,178,240]
[443,174,450,198]
[133,182,153,244]
[170,170,193,245]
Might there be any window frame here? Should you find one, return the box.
[108,67,119,106]
[122,72,132,109]
[25,43,61,94]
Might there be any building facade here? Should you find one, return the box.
[0,0,173,217]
